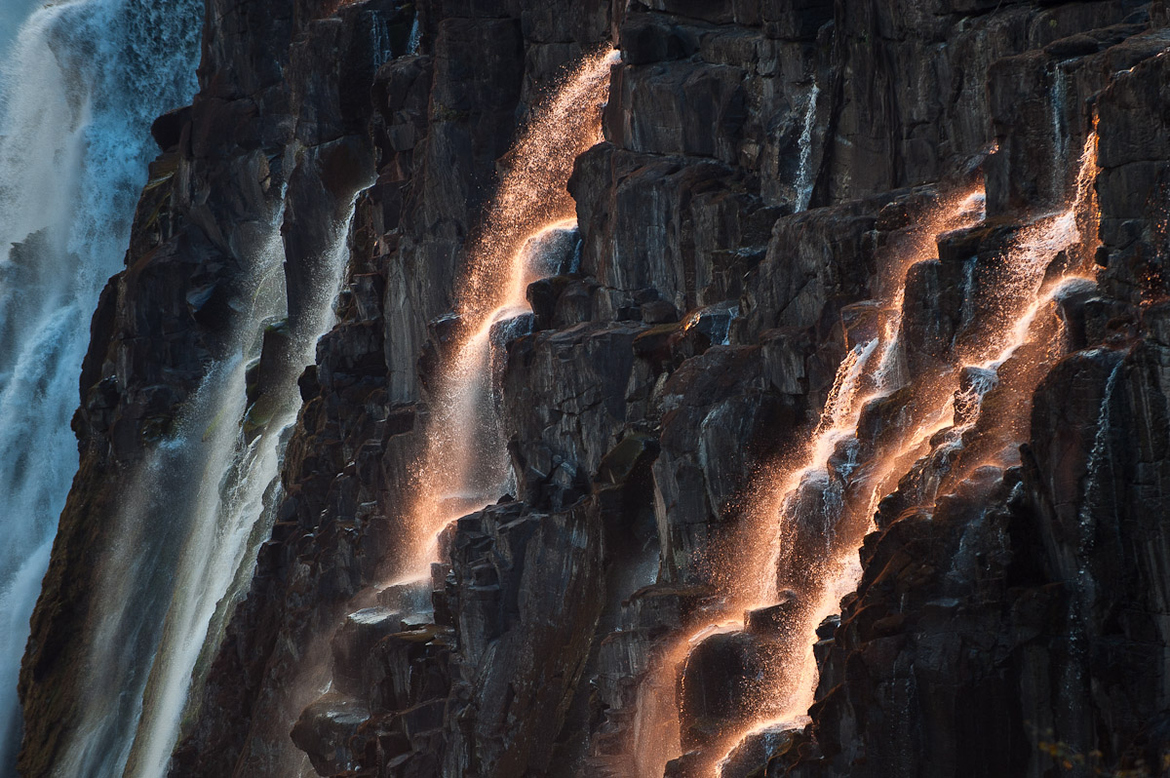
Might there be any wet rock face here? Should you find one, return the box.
[653,343,803,582]
[16,0,301,771]
[20,1,1170,778]
[288,499,606,778]
[1096,45,1170,307]
[442,501,606,777]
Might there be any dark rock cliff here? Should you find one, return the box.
[18,1,1170,777]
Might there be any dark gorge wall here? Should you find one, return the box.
[18,1,1170,778]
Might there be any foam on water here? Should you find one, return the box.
[0,0,200,769]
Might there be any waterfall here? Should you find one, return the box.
[53,215,286,778]
[0,0,200,769]
[1082,358,1122,538]
[134,205,361,778]
[712,194,984,775]
[407,14,421,55]
[1051,62,1069,198]
[394,49,617,585]
[701,135,1102,778]
[626,189,985,778]
[56,186,364,776]
[795,82,820,212]
[1075,354,1124,601]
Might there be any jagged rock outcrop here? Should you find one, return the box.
[19,0,384,774]
[17,0,297,770]
[18,0,1170,777]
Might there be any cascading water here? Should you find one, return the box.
[1074,353,1123,603]
[0,0,200,768]
[131,204,363,778]
[1051,62,1070,197]
[630,133,1097,775]
[393,49,617,585]
[628,189,986,778]
[708,191,985,776]
[935,131,1099,490]
[289,43,616,776]
[407,15,421,55]
[620,120,1102,778]
[707,134,1101,777]
[55,214,287,777]
[56,185,366,777]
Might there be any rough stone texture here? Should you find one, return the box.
[16,0,301,771]
[19,1,1170,778]
[653,343,803,582]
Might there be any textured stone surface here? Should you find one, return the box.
[18,1,1170,777]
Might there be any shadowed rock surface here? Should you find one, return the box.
[16,1,1170,777]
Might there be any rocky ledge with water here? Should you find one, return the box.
[15,1,1170,777]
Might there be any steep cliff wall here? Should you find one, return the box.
[18,0,387,773]
[18,1,1170,778]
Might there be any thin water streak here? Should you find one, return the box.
[795,82,820,212]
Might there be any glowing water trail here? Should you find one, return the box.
[940,131,1099,487]
[395,49,616,585]
[707,192,984,776]
[630,621,740,778]
[715,133,1100,776]
[874,189,988,387]
[629,334,878,778]
[0,0,199,768]
[858,136,1101,606]
[626,190,983,778]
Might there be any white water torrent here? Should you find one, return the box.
[0,0,200,769]
[135,206,361,778]
[57,190,364,777]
